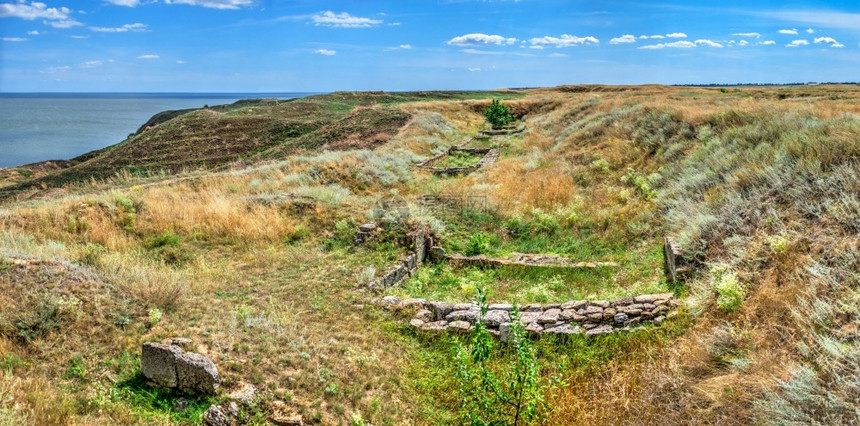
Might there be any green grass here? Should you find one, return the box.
[435,151,482,168]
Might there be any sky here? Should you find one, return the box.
[0,0,858,92]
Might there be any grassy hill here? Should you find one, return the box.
[0,85,858,425]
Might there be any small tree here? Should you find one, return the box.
[485,99,513,128]
[454,285,558,425]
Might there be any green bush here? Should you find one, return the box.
[712,264,746,312]
[466,233,491,256]
[485,99,513,128]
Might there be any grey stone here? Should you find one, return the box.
[142,342,181,388]
[398,298,427,311]
[359,223,377,232]
[453,303,475,311]
[380,296,401,307]
[446,309,479,323]
[409,318,425,328]
[448,320,472,332]
[488,303,514,311]
[499,323,512,343]
[483,310,511,327]
[429,301,455,320]
[624,317,642,326]
[519,311,542,324]
[420,321,449,332]
[543,303,561,310]
[414,309,433,322]
[626,309,643,316]
[561,300,587,310]
[525,322,544,335]
[429,246,446,263]
[225,401,240,417]
[544,323,582,336]
[176,352,220,395]
[587,313,604,322]
[537,309,561,324]
[654,315,666,325]
[602,308,617,320]
[585,305,603,314]
[166,337,194,350]
[585,324,614,336]
[203,405,230,426]
[643,303,657,311]
[522,303,543,312]
[271,413,304,425]
[611,297,634,307]
[230,383,256,406]
[560,309,579,321]
[583,323,598,330]
[591,300,610,308]
[613,313,629,324]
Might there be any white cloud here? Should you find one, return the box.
[399,44,411,49]
[314,48,336,56]
[460,48,503,55]
[529,34,599,48]
[138,54,159,59]
[805,28,814,34]
[467,67,481,72]
[163,0,253,9]
[311,11,381,28]
[90,22,147,32]
[105,0,141,6]
[733,32,760,38]
[779,28,798,35]
[666,32,687,38]
[694,39,723,47]
[2,36,27,41]
[41,65,71,74]
[176,60,185,64]
[0,1,70,20]
[71,35,89,39]
[384,44,411,51]
[814,36,844,48]
[786,39,809,47]
[638,40,695,49]
[46,19,82,28]
[761,40,776,45]
[447,33,517,46]
[738,40,748,46]
[27,30,38,35]
[640,34,665,39]
[548,52,567,57]
[609,34,636,44]
[79,60,104,68]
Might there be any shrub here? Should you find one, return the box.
[454,285,552,425]
[466,233,491,256]
[485,99,513,128]
[711,264,746,312]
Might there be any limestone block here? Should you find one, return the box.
[483,310,511,327]
[176,352,220,395]
[141,342,181,388]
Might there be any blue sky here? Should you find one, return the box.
[1,0,858,92]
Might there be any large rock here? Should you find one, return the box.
[203,405,230,426]
[561,300,587,310]
[488,303,513,311]
[585,324,614,336]
[428,301,454,320]
[141,342,181,388]
[483,310,510,327]
[448,320,472,333]
[176,353,220,395]
[446,308,479,323]
[537,309,561,324]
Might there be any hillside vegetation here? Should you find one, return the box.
[0,85,859,425]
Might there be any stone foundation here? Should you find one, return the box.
[375,293,678,338]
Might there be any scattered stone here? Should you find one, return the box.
[203,405,230,426]
[229,383,256,406]
[141,343,181,388]
[271,413,304,426]
[173,397,191,413]
[224,401,240,418]
[398,298,427,311]
[483,310,510,326]
[176,352,220,395]
[537,309,561,324]
[409,318,425,328]
[359,223,377,232]
[654,315,665,326]
[499,323,512,343]
[380,296,401,307]
[165,337,194,350]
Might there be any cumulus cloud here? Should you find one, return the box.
[738,40,748,46]
[105,0,141,6]
[779,28,798,35]
[666,32,687,38]
[447,33,517,46]
[814,36,844,48]
[90,22,147,32]
[79,60,105,68]
[0,1,71,20]
[2,36,27,41]
[311,11,381,28]
[786,39,809,47]
[41,65,71,74]
[548,52,567,57]
[163,0,253,9]
[468,67,481,72]
[609,34,636,44]
[806,28,815,34]
[733,32,760,38]
[46,18,82,28]
[384,44,411,51]
[640,34,665,39]
[761,40,776,45]
[138,54,159,59]
[529,34,599,48]
[314,48,336,56]
[694,39,723,48]
[638,40,695,49]
[27,30,39,35]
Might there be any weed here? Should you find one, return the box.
[465,233,491,256]
[711,264,746,312]
[147,308,163,327]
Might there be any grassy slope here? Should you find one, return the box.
[1,85,859,425]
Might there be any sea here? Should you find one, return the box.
[0,93,315,169]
